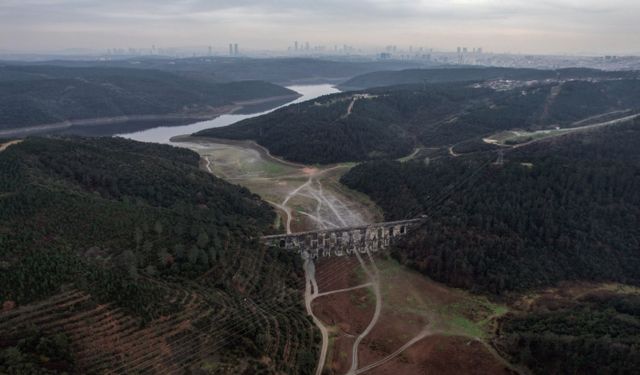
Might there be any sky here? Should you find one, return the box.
[1,0,639,55]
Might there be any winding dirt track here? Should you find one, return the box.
[304,257,330,375]
[236,152,430,375]
[286,165,365,375]
[190,139,433,375]
[347,251,382,374]
[0,139,22,152]
[354,328,432,374]
[276,162,447,375]
[262,161,367,375]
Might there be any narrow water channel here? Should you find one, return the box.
[117,84,340,144]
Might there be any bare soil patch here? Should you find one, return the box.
[367,335,513,375]
[325,335,355,374]
[359,309,429,366]
[302,167,319,175]
[289,209,316,233]
[315,257,365,293]
[312,287,375,336]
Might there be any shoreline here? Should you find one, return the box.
[0,93,300,138]
[171,135,308,169]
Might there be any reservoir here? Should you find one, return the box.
[118,84,340,144]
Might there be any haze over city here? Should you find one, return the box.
[2,0,640,373]
[1,0,640,55]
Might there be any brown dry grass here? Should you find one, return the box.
[366,335,514,375]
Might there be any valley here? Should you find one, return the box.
[171,136,379,233]
[170,130,515,374]
[3,60,640,375]
[135,77,640,374]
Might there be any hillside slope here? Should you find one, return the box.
[0,137,318,374]
[0,65,297,131]
[339,66,639,90]
[198,78,640,164]
[11,57,424,84]
[342,119,640,294]
[341,118,640,374]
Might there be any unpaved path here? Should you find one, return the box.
[354,327,432,374]
[304,256,330,375]
[184,137,379,375]
[522,112,640,146]
[296,167,366,375]
[484,112,640,149]
[202,156,214,174]
[277,165,365,234]
[315,283,373,298]
[347,250,382,374]
[345,97,357,117]
[271,162,366,375]
[189,136,518,374]
[0,139,22,152]
[342,94,377,119]
[448,145,460,157]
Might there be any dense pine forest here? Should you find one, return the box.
[199,77,640,164]
[496,292,640,374]
[341,117,640,374]
[342,120,640,294]
[339,66,639,90]
[11,57,421,84]
[0,137,318,374]
[0,65,297,131]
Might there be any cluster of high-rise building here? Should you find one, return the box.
[455,46,483,64]
[228,43,239,56]
[106,45,177,56]
[291,41,310,52]
[456,46,483,54]
[97,43,640,71]
[287,41,357,54]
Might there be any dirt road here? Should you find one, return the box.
[347,250,382,374]
[0,140,22,152]
[304,256,330,375]
[183,136,511,375]
[175,137,380,374]
[179,137,454,375]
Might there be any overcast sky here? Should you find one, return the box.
[1,0,639,55]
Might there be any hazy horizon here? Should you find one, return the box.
[1,0,639,56]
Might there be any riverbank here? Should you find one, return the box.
[0,93,300,138]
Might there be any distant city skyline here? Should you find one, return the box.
[1,0,639,56]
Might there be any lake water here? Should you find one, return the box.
[117,84,341,145]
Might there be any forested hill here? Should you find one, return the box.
[197,78,640,164]
[0,65,297,131]
[339,66,639,90]
[341,119,640,295]
[12,57,424,84]
[0,137,318,374]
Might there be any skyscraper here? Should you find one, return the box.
[294,41,298,51]
[234,43,239,55]
[229,43,233,56]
